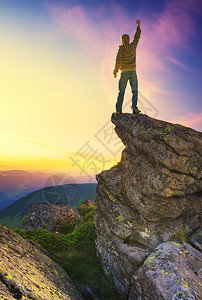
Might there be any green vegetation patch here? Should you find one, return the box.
[0,183,97,229]
[0,212,22,229]
[15,206,120,300]
[172,227,189,243]
[57,223,78,235]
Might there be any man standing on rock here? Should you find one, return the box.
[113,20,141,115]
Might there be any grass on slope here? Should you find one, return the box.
[0,212,22,229]
[16,206,120,300]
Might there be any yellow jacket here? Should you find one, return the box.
[113,25,141,75]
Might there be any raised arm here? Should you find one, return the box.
[132,19,141,47]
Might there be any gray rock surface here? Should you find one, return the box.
[22,203,78,231]
[129,241,202,300]
[0,224,83,299]
[94,113,202,299]
[190,228,202,252]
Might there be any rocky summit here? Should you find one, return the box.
[94,113,202,299]
[0,225,83,299]
[22,203,78,231]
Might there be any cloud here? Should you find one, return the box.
[165,56,202,73]
[171,113,202,131]
[22,138,71,155]
[138,0,202,76]
[143,1,194,52]
[46,0,200,63]
[48,0,199,69]
[45,0,201,116]
[45,3,118,56]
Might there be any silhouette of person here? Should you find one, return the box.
[113,20,141,115]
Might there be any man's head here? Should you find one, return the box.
[121,34,130,44]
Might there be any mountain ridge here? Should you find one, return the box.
[0,170,53,210]
[0,183,97,229]
[0,170,96,210]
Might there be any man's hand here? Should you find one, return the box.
[136,20,141,26]
[114,74,117,78]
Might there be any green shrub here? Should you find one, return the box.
[57,223,77,234]
[15,228,68,255]
[15,206,121,299]
[78,205,96,217]
[77,201,96,218]
[172,229,189,243]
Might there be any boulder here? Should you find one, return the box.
[0,224,83,299]
[129,241,202,300]
[22,203,78,231]
[190,228,202,252]
[94,113,202,298]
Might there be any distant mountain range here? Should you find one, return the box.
[0,183,97,229]
[0,170,53,210]
[0,170,94,210]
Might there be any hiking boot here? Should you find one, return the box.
[132,109,141,114]
[115,111,122,115]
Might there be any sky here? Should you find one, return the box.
[0,0,201,182]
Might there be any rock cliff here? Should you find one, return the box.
[22,203,78,231]
[94,113,202,299]
[0,224,83,299]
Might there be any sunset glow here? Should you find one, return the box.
[0,0,201,180]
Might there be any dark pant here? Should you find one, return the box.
[116,71,138,112]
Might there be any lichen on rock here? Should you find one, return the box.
[94,113,202,299]
[129,242,202,300]
[22,203,78,231]
[0,224,83,299]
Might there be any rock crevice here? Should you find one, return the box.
[94,113,202,299]
[0,272,24,300]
